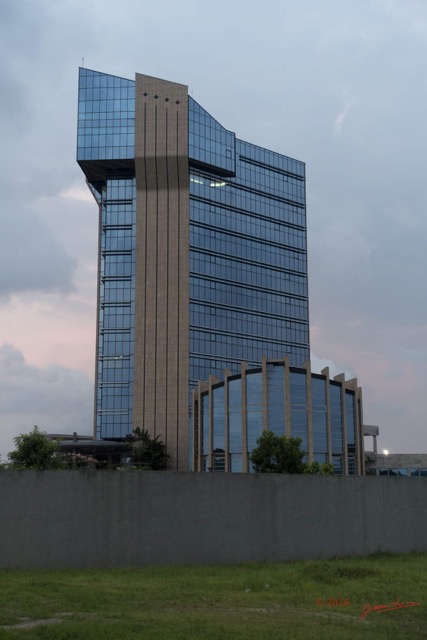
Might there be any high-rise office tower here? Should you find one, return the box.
[77,68,309,470]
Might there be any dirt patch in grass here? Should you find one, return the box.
[1,617,65,630]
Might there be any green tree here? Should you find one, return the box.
[8,426,63,470]
[250,431,305,474]
[303,461,334,475]
[125,427,169,470]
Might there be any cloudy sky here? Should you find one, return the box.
[1,0,426,459]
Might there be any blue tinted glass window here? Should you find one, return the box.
[189,110,308,389]
[95,178,136,439]
[246,372,263,453]
[189,97,235,174]
[312,377,327,455]
[290,371,307,453]
[330,383,342,455]
[202,394,209,456]
[332,455,343,475]
[346,392,356,475]
[213,385,225,453]
[228,378,242,454]
[267,365,285,435]
[77,69,135,161]
[230,453,243,473]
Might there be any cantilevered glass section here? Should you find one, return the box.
[189,97,235,174]
[77,69,135,162]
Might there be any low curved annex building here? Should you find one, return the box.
[192,357,365,475]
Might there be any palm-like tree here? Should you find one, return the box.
[125,427,169,470]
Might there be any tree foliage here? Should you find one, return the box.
[303,461,334,475]
[8,426,63,470]
[125,427,169,470]
[250,431,306,474]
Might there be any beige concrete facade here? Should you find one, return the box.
[364,450,427,476]
[133,74,189,470]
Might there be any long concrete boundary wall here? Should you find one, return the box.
[0,472,426,569]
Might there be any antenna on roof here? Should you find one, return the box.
[82,57,85,68]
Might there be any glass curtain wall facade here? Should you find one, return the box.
[77,68,310,469]
[77,70,136,439]
[189,97,309,387]
[192,358,365,475]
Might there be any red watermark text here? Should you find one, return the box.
[359,599,421,620]
[315,597,350,607]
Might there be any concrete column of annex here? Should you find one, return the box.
[224,369,232,472]
[241,362,248,473]
[304,361,313,463]
[346,378,362,476]
[195,380,208,472]
[207,375,219,470]
[334,373,347,475]
[356,388,365,475]
[134,74,189,471]
[284,359,291,437]
[321,367,332,465]
[262,357,268,431]
[191,389,198,472]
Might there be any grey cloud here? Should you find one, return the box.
[0,0,426,457]
[0,1,87,300]
[0,203,76,301]
[0,343,92,459]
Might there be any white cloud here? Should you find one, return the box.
[60,185,95,204]
[334,95,357,135]
[310,352,355,381]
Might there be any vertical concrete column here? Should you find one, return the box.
[284,359,291,437]
[207,375,219,471]
[241,362,248,473]
[357,388,365,475]
[197,381,209,472]
[304,361,313,463]
[208,376,219,471]
[134,74,189,470]
[224,369,232,472]
[192,388,206,473]
[278,356,289,435]
[191,389,198,472]
[262,357,268,431]
[279,357,287,435]
[334,373,347,475]
[322,367,332,464]
[352,384,364,475]
[346,377,359,475]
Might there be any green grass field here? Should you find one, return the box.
[0,553,425,639]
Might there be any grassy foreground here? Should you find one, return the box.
[0,553,425,640]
